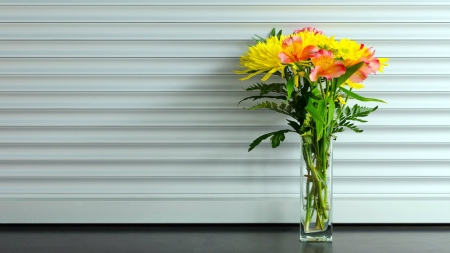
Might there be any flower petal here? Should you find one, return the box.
[349,69,368,83]
[278,52,291,63]
[310,66,321,82]
[321,62,346,80]
[378,58,389,73]
[299,45,319,60]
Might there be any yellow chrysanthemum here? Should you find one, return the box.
[331,38,365,66]
[295,30,332,49]
[234,36,287,81]
[378,58,389,73]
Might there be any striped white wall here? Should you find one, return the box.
[1,1,449,223]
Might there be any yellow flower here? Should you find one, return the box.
[337,96,346,104]
[332,38,365,66]
[378,58,389,73]
[234,36,287,81]
[342,80,364,89]
[295,30,333,49]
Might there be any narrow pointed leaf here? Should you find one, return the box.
[340,87,386,103]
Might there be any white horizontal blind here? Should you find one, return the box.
[0,1,449,223]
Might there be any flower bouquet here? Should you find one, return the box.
[234,27,388,242]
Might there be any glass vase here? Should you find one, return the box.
[300,136,333,242]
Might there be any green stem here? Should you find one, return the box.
[302,134,331,232]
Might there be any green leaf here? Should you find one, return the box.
[301,130,313,145]
[311,87,322,99]
[269,28,276,37]
[238,95,287,105]
[244,82,287,96]
[270,132,286,148]
[344,105,378,122]
[336,62,364,87]
[246,101,294,117]
[248,129,293,152]
[252,35,265,43]
[340,87,386,103]
[333,104,378,134]
[305,100,325,125]
[340,121,363,133]
[315,100,326,141]
[285,78,295,102]
[276,29,283,39]
[286,119,301,134]
[333,126,344,133]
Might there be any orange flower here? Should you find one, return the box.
[310,50,346,81]
[278,36,319,63]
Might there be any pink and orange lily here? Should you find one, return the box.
[310,50,346,82]
[278,36,319,64]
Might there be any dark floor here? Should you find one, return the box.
[0,224,448,253]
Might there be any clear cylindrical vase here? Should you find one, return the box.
[300,137,333,242]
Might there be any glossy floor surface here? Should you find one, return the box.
[0,224,448,253]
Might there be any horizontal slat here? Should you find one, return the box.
[0,143,298,160]
[0,40,446,58]
[0,193,300,199]
[1,6,449,22]
[0,177,448,194]
[0,0,448,5]
[346,92,450,109]
[1,23,450,40]
[334,143,450,160]
[358,40,450,58]
[0,126,292,144]
[0,142,449,160]
[0,58,441,75]
[1,126,448,144]
[337,126,450,142]
[0,75,250,92]
[0,41,250,58]
[1,159,449,178]
[0,58,237,75]
[0,74,449,92]
[360,75,450,92]
[0,109,289,127]
[358,109,450,126]
[336,178,450,194]
[0,91,446,109]
[0,91,265,109]
[0,108,448,126]
[1,196,450,223]
[0,177,299,194]
[0,159,300,177]
[334,160,450,177]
